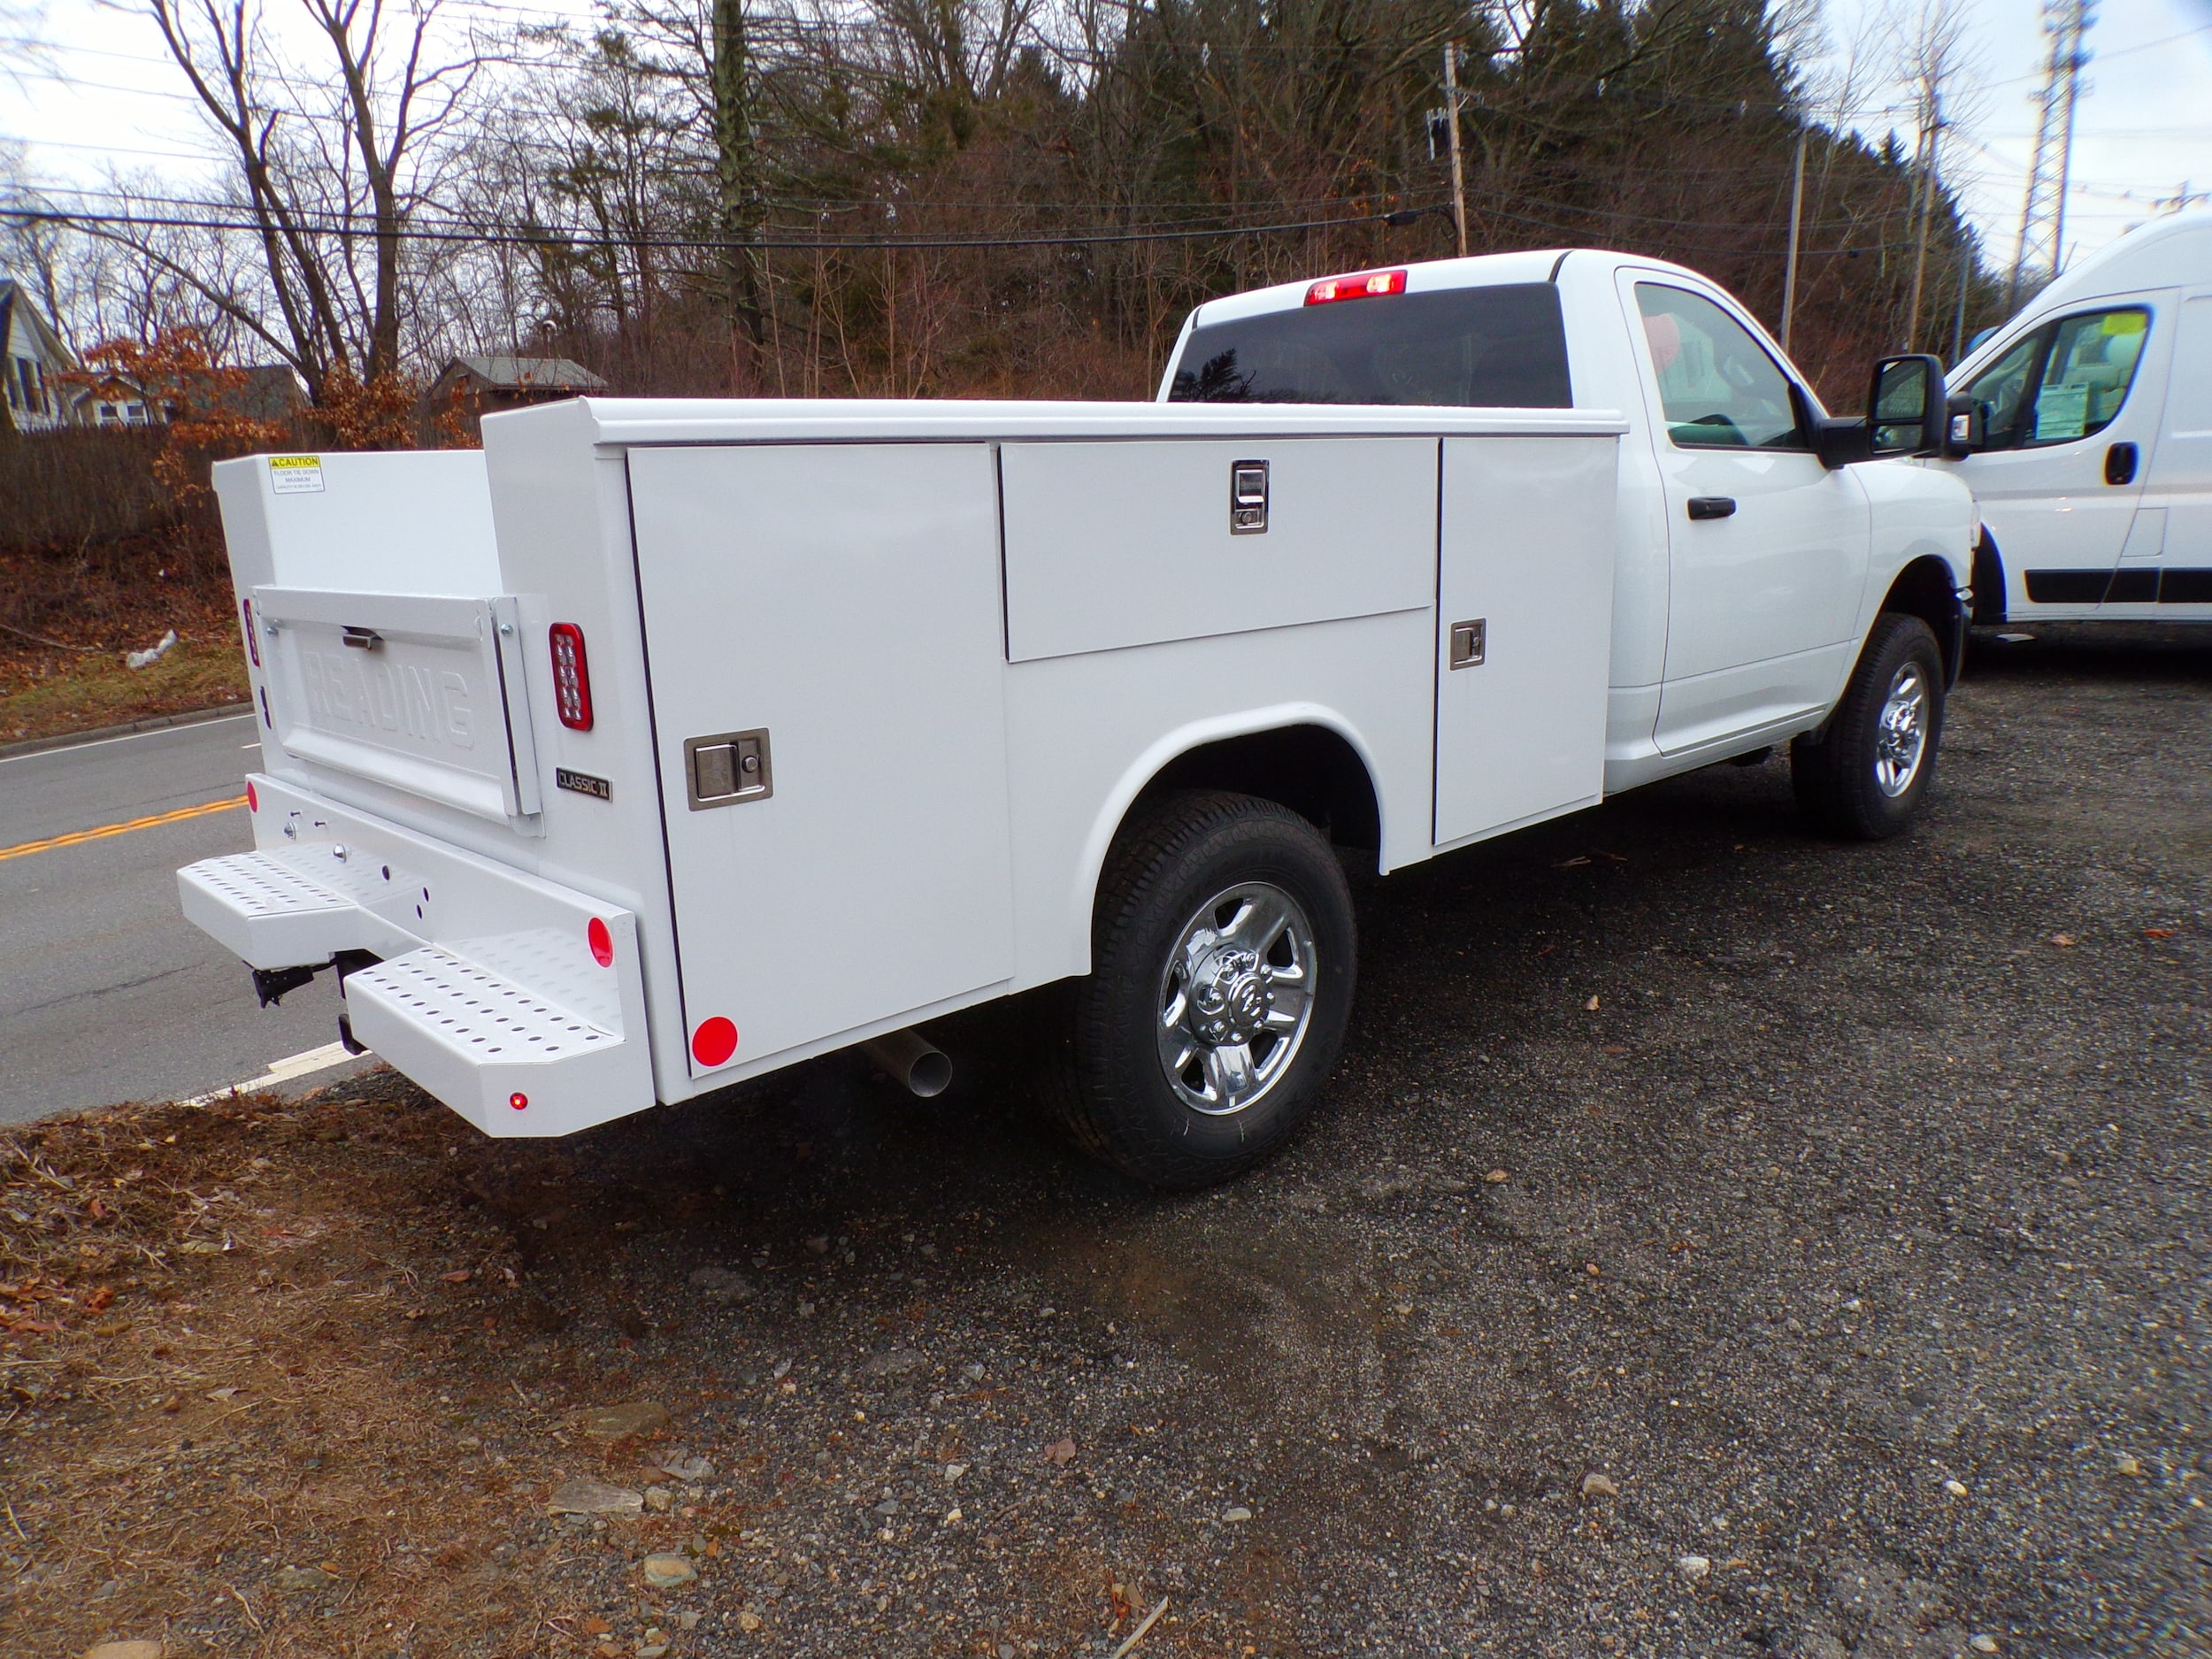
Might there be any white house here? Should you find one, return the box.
[0,279,73,433]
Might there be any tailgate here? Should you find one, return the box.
[255,586,542,826]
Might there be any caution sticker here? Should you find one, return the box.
[268,455,325,495]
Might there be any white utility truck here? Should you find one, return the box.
[180,249,1972,1187]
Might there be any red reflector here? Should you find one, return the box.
[509,1092,529,1111]
[549,623,594,731]
[691,1017,739,1069]
[244,780,258,813]
[1305,267,1408,305]
[242,599,260,668]
[588,917,613,968]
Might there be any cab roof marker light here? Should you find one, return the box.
[549,623,594,732]
[1305,268,1407,305]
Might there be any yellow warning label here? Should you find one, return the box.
[268,454,325,495]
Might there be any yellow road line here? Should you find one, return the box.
[0,795,247,863]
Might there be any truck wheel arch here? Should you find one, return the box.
[1071,710,1386,953]
[1970,531,2008,626]
[1878,554,1969,687]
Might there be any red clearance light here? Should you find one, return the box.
[245,780,258,813]
[242,599,260,667]
[1306,268,1407,305]
[509,1091,529,1111]
[588,917,614,968]
[548,624,594,731]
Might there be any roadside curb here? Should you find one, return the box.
[0,702,254,762]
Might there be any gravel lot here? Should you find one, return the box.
[6,624,2207,1659]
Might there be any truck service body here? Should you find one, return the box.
[180,249,1974,1186]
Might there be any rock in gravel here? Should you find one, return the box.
[687,1265,757,1302]
[1676,1555,1711,1582]
[862,1348,926,1377]
[641,1553,697,1589]
[273,1564,339,1594]
[1969,1637,1999,1654]
[82,1642,165,1659]
[736,1610,764,1632]
[1580,1473,1620,1499]
[574,1401,670,1440]
[2116,1455,2145,1477]
[644,1485,674,1512]
[547,1477,644,1516]
[1222,1506,1253,1523]
[1484,1168,1510,1184]
[1043,1437,1078,1467]
[654,1449,715,1481]
[1944,1479,1970,1497]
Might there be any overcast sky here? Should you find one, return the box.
[3,0,2208,277]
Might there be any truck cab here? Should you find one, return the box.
[1159,249,1974,792]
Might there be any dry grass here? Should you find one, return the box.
[0,541,246,746]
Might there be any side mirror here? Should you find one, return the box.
[1870,354,1947,457]
[1944,391,1986,458]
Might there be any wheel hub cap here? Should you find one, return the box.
[1873,663,1929,798]
[1190,948,1273,1044]
[1156,882,1318,1117]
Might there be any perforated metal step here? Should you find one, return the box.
[179,849,373,967]
[347,949,618,1062]
[182,850,350,920]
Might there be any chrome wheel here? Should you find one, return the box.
[1156,881,1317,1116]
[1872,662,1929,797]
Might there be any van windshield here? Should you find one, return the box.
[1167,281,1572,407]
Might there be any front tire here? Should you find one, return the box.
[1792,612,1946,840]
[1047,790,1356,1189]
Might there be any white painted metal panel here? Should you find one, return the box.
[252,587,540,824]
[1000,611,1435,990]
[1434,436,1618,845]
[1001,438,1437,661]
[626,443,1015,1078]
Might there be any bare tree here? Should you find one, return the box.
[127,0,481,397]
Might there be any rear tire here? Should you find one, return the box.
[1046,790,1356,1189]
[1792,612,1946,840]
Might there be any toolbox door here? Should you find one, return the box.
[626,442,1015,1079]
[1432,436,1617,845]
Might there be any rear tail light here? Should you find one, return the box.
[245,780,258,812]
[1306,268,1407,305]
[242,599,260,667]
[549,624,594,731]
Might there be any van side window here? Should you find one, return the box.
[1965,307,2149,449]
[1632,283,1806,450]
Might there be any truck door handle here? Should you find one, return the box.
[2106,442,2138,486]
[1686,496,1737,520]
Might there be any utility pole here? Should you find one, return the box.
[713,0,765,372]
[1780,127,1807,354]
[1904,91,1942,351]
[1443,42,1469,258]
[2009,0,2097,309]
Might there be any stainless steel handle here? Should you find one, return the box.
[685,729,772,810]
[1449,618,1486,669]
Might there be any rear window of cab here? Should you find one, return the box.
[1167,281,1572,408]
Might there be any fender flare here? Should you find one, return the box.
[1066,703,1390,953]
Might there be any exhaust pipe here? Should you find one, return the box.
[861,1028,952,1099]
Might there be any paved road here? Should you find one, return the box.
[0,713,370,1125]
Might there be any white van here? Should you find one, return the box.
[1941,209,2212,620]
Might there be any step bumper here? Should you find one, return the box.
[178,776,657,1135]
